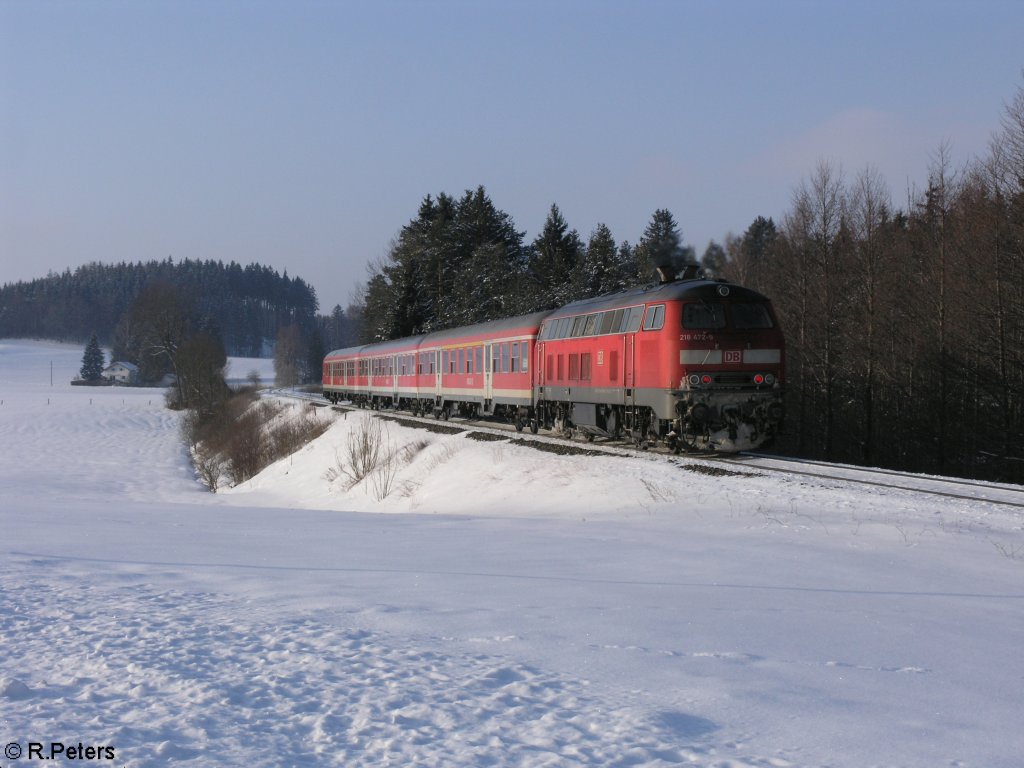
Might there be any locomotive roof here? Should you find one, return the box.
[544,278,770,319]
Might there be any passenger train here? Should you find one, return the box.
[323,267,785,452]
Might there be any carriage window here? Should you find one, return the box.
[580,352,591,380]
[731,303,774,329]
[642,304,665,331]
[457,348,464,373]
[557,317,572,338]
[570,316,587,337]
[475,346,483,374]
[521,342,529,372]
[501,343,510,373]
[583,314,599,336]
[683,302,727,329]
[510,342,519,372]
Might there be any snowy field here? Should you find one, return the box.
[1,339,1022,768]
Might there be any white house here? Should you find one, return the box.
[103,361,139,385]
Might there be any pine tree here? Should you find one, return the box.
[700,240,728,278]
[528,204,584,308]
[633,208,694,282]
[576,223,623,297]
[80,333,105,382]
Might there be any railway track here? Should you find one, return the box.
[278,389,1024,510]
[716,453,1024,510]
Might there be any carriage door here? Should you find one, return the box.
[483,342,494,409]
[435,350,443,401]
[624,334,635,398]
[392,355,399,402]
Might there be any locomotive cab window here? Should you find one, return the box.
[642,304,665,331]
[683,302,727,329]
[731,303,774,329]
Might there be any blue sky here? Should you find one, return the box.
[2,0,1022,311]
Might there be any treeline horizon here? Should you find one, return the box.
[0,258,325,357]
[354,78,1024,483]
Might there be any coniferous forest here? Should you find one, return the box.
[0,258,322,357]
[355,81,1024,483]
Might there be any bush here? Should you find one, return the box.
[184,392,333,490]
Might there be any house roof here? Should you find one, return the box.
[104,361,138,372]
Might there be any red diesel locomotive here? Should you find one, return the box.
[323,270,785,452]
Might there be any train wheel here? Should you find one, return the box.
[530,418,539,434]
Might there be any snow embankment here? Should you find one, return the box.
[2,340,1023,768]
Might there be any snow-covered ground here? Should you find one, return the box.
[2,339,1022,768]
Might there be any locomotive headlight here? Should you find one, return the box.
[688,374,701,386]
[765,373,776,385]
[753,374,765,385]
[701,375,712,385]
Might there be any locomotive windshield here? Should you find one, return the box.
[731,303,774,329]
[682,302,774,330]
[683,302,726,329]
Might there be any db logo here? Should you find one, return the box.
[724,350,742,364]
